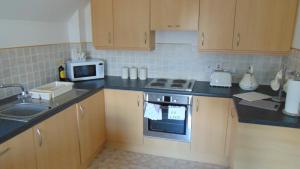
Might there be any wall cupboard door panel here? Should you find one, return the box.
[199,0,236,50]
[105,89,144,145]
[91,0,114,49]
[233,0,298,53]
[0,129,37,169]
[113,0,152,50]
[151,0,199,31]
[33,105,80,169]
[77,90,106,165]
[191,96,230,165]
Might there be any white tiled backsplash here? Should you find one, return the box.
[78,42,287,84]
[0,44,70,99]
[1,42,300,99]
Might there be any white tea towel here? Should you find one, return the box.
[168,106,186,120]
[144,102,162,120]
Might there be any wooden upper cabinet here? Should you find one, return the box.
[234,0,298,54]
[114,0,153,50]
[191,96,230,165]
[77,90,106,166]
[33,105,81,169]
[91,0,113,49]
[0,129,37,169]
[151,0,199,31]
[199,0,236,51]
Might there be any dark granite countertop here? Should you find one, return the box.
[1,76,299,144]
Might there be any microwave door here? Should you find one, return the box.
[73,65,97,79]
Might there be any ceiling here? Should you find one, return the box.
[0,0,83,22]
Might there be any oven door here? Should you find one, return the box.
[143,101,192,142]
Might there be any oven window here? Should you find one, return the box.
[147,104,187,135]
[73,65,96,78]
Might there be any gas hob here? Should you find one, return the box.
[145,78,195,92]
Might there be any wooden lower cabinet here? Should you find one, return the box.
[0,129,37,169]
[105,89,143,145]
[77,90,106,167]
[191,96,231,165]
[33,105,80,169]
[232,123,300,169]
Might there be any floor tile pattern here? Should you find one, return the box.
[88,148,227,169]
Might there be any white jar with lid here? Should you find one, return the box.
[129,67,138,80]
[121,67,129,79]
[138,67,147,80]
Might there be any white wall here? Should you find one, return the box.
[68,0,92,43]
[0,19,68,48]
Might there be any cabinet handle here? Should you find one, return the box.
[137,96,140,107]
[201,32,205,47]
[36,128,43,147]
[167,25,173,28]
[175,25,180,28]
[0,147,10,157]
[79,105,85,118]
[237,33,240,47]
[196,98,200,112]
[144,32,147,45]
[108,32,112,44]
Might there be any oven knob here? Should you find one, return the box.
[173,99,177,103]
[157,98,161,101]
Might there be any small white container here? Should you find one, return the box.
[129,67,138,80]
[139,67,147,80]
[121,67,129,79]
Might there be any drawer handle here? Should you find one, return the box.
[201,32,205,47]
[137,96,140,107]
[144,32,147,45]
[0,147,10,157]
[36,128,43,147]
[108,32,112,44]
[237,33,240,47]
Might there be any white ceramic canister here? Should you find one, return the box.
[121,67,129,79]
[129,67,138,80]
[283,79,300,116]
[138,67,147,80]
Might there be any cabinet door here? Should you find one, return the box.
[77,90,106,165]
[105,89,143,145]
[226,100,238,167]
[114,0,152,50]
[0,129,37,169]
[199,0,236,50]
[91,0,113,49]
[151,0,199,31]
[33,105,80,169]
[191,96,230,165]
[234,0,298,53]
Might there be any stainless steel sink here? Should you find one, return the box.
[0,102,51,122]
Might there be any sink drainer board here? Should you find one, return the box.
[239,100,281,111]
[29,81,74,100]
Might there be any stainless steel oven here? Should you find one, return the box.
[143,92,192,142]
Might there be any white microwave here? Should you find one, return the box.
[66,59,105,81]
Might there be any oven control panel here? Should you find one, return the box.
[144,92,192,105]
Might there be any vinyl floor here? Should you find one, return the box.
[87,148,227,169]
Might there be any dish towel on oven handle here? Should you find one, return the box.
[168,106,186,120]
[144,102,162,120]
